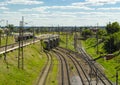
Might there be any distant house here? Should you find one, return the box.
[90,28,98,34]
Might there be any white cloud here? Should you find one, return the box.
[19,5,94,13]
[1,0,120,26]
[72,0,120,6]
[97,7,120,10]
[3,11,21,14]
[0,7,9,10]
[2,0,44,5]
[1,10,120,26]
[49,5,94,10]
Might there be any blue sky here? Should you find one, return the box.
[0,0,120,26]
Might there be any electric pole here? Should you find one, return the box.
[18,16,24,69]
[4,20,9,68]
[74,26,77,51]
[66,28,68,49]
[21,16,24,69]
[33,26,35,44]
[96,23,99,54]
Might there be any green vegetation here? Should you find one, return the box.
[103,22,120,53]
[80,21,120,84]
[106,22,120,34]
[0,42,47,85]
[104,32,120,53]
[1,36,15,46]
[82,38,120,83]
[81,28,93,39]
[46,52,59,85]
[59,32,75,51]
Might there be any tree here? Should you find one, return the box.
[113,32,120,51]
[82,29,93,39]
[104,22,120,53]
[97,29,107,39]
[104,32,120,53]
[106,22,120,34]
[104,35,115,53]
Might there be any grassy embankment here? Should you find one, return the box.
[81,38,120,83]
[0,42,48,85]
[0,33,61,85]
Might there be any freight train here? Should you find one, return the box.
[42,34,59,50]
[14,33,34,42]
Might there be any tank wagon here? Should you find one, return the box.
[42,34,59,50]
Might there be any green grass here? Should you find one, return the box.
[81,38,120,84]
[0,42,47,85]
[59,32,75,51]
[45,51,59,85]
[1,36,15,46]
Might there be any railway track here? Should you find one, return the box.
[51,50,64,85]
[36,51,53,85]
[52,49,71,85]
[58,46,113,85]
[0,39,40,54]
[56,47,91,85]
[75,36,113,84]
[77,47,113,85]
[53,47,94,85]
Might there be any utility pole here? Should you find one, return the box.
[4,20,9,68]
[66,28,68,49]
[21,16,24,70]
[115,66,120,85]
[18,25,21,69]
[116,70,118,85]
[52,26,54,35]
[96,23,99,54]
[74,26,77,51]
[58,25,60,35]
[18,16,24,69]
[33,26,35,44]
[96,68,98,85]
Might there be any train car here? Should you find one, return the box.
[49,39,54,49]
[41,34,60,50]
[14,33,34,42]
[53,38,57,47]
[56,37,59,46]
[42,39,50,50]
[53,35,59,47]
